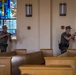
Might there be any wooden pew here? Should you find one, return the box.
[0,57,11,75]
[19,65,75,75]
[40,49,53,57]
[19,57,76,75]
[44,57,76,66]
[58,49,76,57]
[67,49,76,56]
[67,49,76,51]
[14,49,27,54]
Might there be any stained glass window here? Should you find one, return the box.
[0,0,17,39]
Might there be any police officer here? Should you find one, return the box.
[0,25,12,52]
[59,26,76,54]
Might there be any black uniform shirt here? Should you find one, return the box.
[60,32,71,45]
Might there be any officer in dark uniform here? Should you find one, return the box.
[59,26,76,54]
[0,25,12,52]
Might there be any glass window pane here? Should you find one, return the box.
[12,20,16,29]
[7,29,16,34]
[4,20,16,29]
[0,0,17,40]
[10,0,17,8]
[11,8,17,18]
[0,20,3,31]
[0,0,17,19]
[4,20,10,29]
[7,20,13,29]
[0,0,11,19]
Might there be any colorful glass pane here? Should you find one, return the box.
[4,19,16,35]
[0,0,17,39]
[0,0,11,19]
[0,0,17,19]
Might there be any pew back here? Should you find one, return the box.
[67,49,76,57]
[14,49,27,55]
[0,57,11,75]
[44,57,76,66]
[40,49,53,57]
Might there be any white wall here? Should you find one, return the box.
[16,0,39,52]
[73,0,76,48]
[9,0,76,56]
[52,0,76,56]
[40,0,51,48]
[10,0,51,53]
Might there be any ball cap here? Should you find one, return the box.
[2,25,7,29]
[66,26,72,29]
